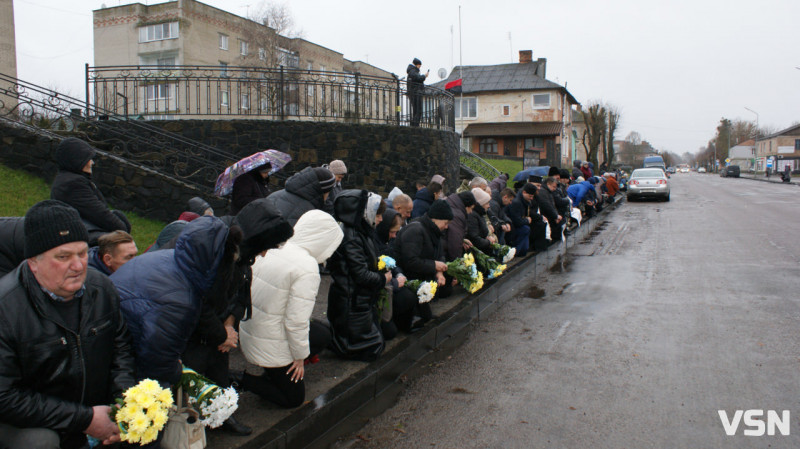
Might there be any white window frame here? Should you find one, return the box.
[455,97,477,119]
[239,39,248,56]
[532,93,551,109]
[240,93,249,110]
[145,83,172,101]
[138,22,179,43]
[258,47,266,61]
[502,104,511,116]
[219,33,228,50]
[220,91,229,107]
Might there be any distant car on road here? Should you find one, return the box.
[720,165,740,178]
[698,167,707,173]
[628,168,670,202]
[667,166,677,174]
[680,167,689,173]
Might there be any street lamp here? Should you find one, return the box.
[744,107,759,173]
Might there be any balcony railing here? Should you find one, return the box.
[86,65,455,131]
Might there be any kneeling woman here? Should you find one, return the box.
[239,210,343,408]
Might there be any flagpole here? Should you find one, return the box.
[459,5,464,152]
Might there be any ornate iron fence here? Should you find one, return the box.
[0,72,244,192]
[86,65,455,131]
[459,149,500,182]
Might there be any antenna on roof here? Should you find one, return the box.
[508,32,512,63]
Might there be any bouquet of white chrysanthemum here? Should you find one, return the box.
[110,379,173,445]
[490,243,516,264]
[179,366,238,429]
[405,279,438,303]
[446,253,484,294]
[471,247,507,280]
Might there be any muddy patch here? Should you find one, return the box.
[524,286,546,299]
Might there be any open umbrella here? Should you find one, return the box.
[214,149,292,197]
[512,166,551,182]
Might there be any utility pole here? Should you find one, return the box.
[744,107,759,172]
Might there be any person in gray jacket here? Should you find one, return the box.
[266,166,336,226]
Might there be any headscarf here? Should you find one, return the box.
[364,192,382,228]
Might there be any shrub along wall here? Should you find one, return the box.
[0,119,460,221]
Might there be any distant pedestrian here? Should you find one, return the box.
[406,58,429,127]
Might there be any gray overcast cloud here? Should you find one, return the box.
[13,0,800,154]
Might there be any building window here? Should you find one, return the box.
[502,105,510,116]
[455,97,477,119]
[524,137,544,149]
[239,40,248,56]
[220,91,229,107]
[258,47,266,61]
[138,22,179,43]
[240,93,249,110]
[219,33,228,50]
[156,57,175,67]
[479,138,498,154]
[307,62,313,71]
[532,93,551,109]
[145,83,172,100]
[277,48,299,68]
[795,139,800,150]
[219,62,228,77]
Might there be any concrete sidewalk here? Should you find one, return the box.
[206,196,625,449]
[736,172,799,185]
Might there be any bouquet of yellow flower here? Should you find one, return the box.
[179,366,239,428]
[446,253,484,294]
[405,279,438,303]
[490,243,516,264]
[110,379,173,445]
[376,255,397,320]
[471,247,507,280]
[377,254,396,272]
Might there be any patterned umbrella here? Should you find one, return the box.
[214,149,292,197]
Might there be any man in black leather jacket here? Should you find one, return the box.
[0,200,136,449]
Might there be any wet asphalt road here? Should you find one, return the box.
[343,173,800,448]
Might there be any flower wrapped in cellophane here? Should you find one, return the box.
[490,243,516,264]
[405,279,438,303]
[111,379,173,445]
[446,253,484,294]
[179,366,238,428]
[377,254,396,272]
[471,247,507,280]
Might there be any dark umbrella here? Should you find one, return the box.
[512,166,551,182]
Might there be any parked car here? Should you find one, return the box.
[720,165,740,178]
[698,167,707,173]
[627,168,670,202]
[667,166,677,174]
[680,167,689,173]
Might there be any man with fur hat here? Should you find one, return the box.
[323,160,347,214]
[407,58,429,127]
[0,200,136,449]
[50,137,131,245]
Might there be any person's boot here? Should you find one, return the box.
[221,415,252,436]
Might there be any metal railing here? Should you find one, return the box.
[459,149,501,181]
[86,65,455,130]
[0,72,244,192]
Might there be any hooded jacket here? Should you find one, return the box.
[567,181,593,204]
[0,264,135,448]
[406,64,426,95]
[488,174,509,195]
[111,216,229,384]
[50,138,129,233]
[241,210,343,368]
[0,217,24,277]
[393,215,444,282]
[444,192,470,261]
[87,246,112,276]
[411,187,435,218]
[466,206,493,254]
[231,170,271,215]
[327,190,386,361]
[266,166,327,226]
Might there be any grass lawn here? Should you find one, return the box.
[0,164,166,253]
[484,158,523,188]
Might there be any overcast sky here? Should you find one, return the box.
[12,0,800,155]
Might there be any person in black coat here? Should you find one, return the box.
[406,58,429,127]
[537,177,563,242]
[506,184,535,257]
[373,208,412,340]
[327,190,389,361]
[230,163,272,215]
[411,181,442,218]
[443,191,476,261]
[50,138,130,245]
[0,217,24,277]
[266,166,336,226]
[488,188,514,245]
[526,177,549,252]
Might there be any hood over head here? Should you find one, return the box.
[573,160,582,168]
[187,197,213,216]
[235,198,293,263]
[284,166,326,206]
[56,137,96,173]
[334,189,368,228]
[174,216,229,294]
[363,192,383,228]
[290,210,343,264]
[387,187,403,203]
[375,208,400,244]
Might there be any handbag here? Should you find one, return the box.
[162,387,207,449]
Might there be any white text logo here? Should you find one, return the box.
[718,410,790,436]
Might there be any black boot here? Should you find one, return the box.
[221,415,252,436]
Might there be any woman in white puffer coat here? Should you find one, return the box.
[239,209,343,408]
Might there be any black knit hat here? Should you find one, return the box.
[235,198,294,263]
[56,137,96,173]
[428,199,453,220]
[523,183,538,195]
[457,191,476,208]
[548,166,561,177]
[24,200,88,258]
[314,167,336,194]
[559,168,571,179]
[413,58,422,65]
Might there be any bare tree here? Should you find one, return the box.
[580,101,607,169]
[606,104,620,167]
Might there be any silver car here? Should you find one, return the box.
[628,168,670,201]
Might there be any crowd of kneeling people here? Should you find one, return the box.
[0,137,620,448]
